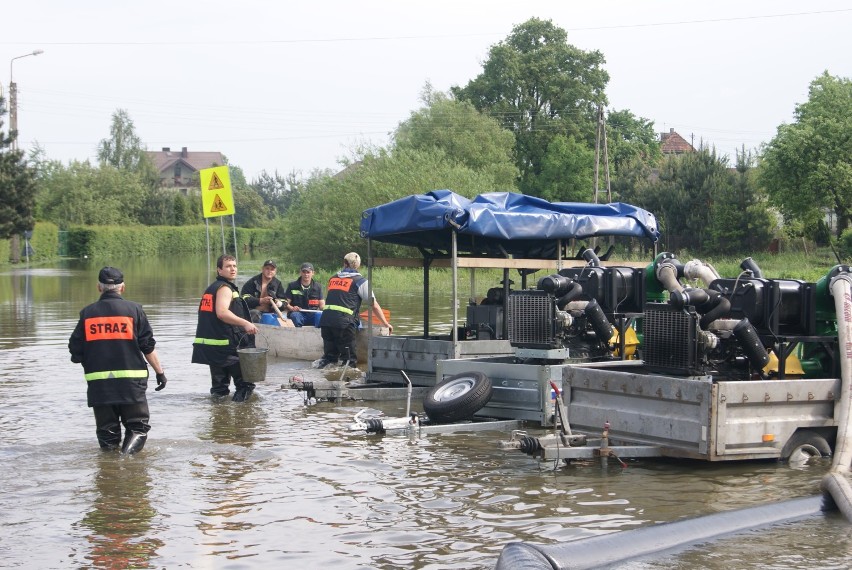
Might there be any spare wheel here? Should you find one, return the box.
[423,371,492,424]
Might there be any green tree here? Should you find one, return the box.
[759,72,852,237]
[534,135,594,203]
[228,164,269,228]
[644,147,730,252]
[394,87,519,189]
[705,147,775,254]
[606,109,662,178]
[452,18,608,195]
[251,169,304,217]
[0,96,38,259]
[282,147,498,265]
[97,109,150,173]
[36,161,146,227]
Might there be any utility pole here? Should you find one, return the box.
[9,50,44,150]
[593,106,612,204]
[7,50,43,263]
[594,106,602,204]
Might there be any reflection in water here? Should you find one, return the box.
[79,454,162,569]
[194,399,272,559]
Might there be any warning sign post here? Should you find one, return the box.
[199,166,235,218]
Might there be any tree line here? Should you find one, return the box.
[2,18,851,265]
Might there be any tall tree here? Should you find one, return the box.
[706,147,775,254]
[97,109,148,171]
[644,147,730,252]
[0,95,38,260]
[605,109,662,177]
[452,18,609,195]
[759,72,852,237]
[251,170,304,217]
[394,88,519,189]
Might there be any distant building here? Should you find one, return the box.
[146,147,225,194]
[659,128,695,155]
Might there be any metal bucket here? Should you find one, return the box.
[237,347,268,382]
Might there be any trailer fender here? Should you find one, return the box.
[423,372,492,424]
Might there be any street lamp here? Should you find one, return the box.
[9,49,44,150]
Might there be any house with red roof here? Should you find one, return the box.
[659,129,695,155]
[145,147,225,194]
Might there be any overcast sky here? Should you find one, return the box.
[3,1,850,182]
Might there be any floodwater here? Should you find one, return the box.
[1,256,851,569]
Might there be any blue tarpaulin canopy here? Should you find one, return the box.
[360,190,659,259]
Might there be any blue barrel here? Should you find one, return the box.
[260,313,280,326]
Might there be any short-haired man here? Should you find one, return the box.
[240,259,287,323]
[316,252,392,369]
[69,266,168,454]
[282,262,325,327]
[193,254,259,402]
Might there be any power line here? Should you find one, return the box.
[1,9,848,46]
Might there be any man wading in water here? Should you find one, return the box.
[69,266,168,454]
[192,254,259,402]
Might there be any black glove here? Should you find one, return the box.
[155,372,168,391]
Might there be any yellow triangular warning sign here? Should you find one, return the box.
[211,194,228,212]
[208,172,225,191]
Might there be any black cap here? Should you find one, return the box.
[98,266,124,285]
[300,262,314,272]
[263,260,277,268]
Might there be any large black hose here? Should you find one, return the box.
[733,318,770,370]
[668,288,731,329]
[698,290,731,330]
[555,282,583,310]
[584,298,613,343]
[494,495,827,570]
[740,256,763,278]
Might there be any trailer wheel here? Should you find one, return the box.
[423,372,492,424]
[782,430,832,465]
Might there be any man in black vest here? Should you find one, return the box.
[316,252,392,369]
[193,254,259,402]
[282,262,325,327]
[69,266,168,454]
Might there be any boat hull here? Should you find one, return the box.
[255,323,388,363]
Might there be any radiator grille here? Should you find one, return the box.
[507,291,557,348]
[643,303,700,372]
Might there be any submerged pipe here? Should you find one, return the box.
[495,496,827,570]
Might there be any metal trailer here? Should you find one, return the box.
[437,357,840,462]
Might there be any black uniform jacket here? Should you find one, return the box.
[68,290,155,407]
[193,277,254,367]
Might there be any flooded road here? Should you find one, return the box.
[1,257,850,569]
